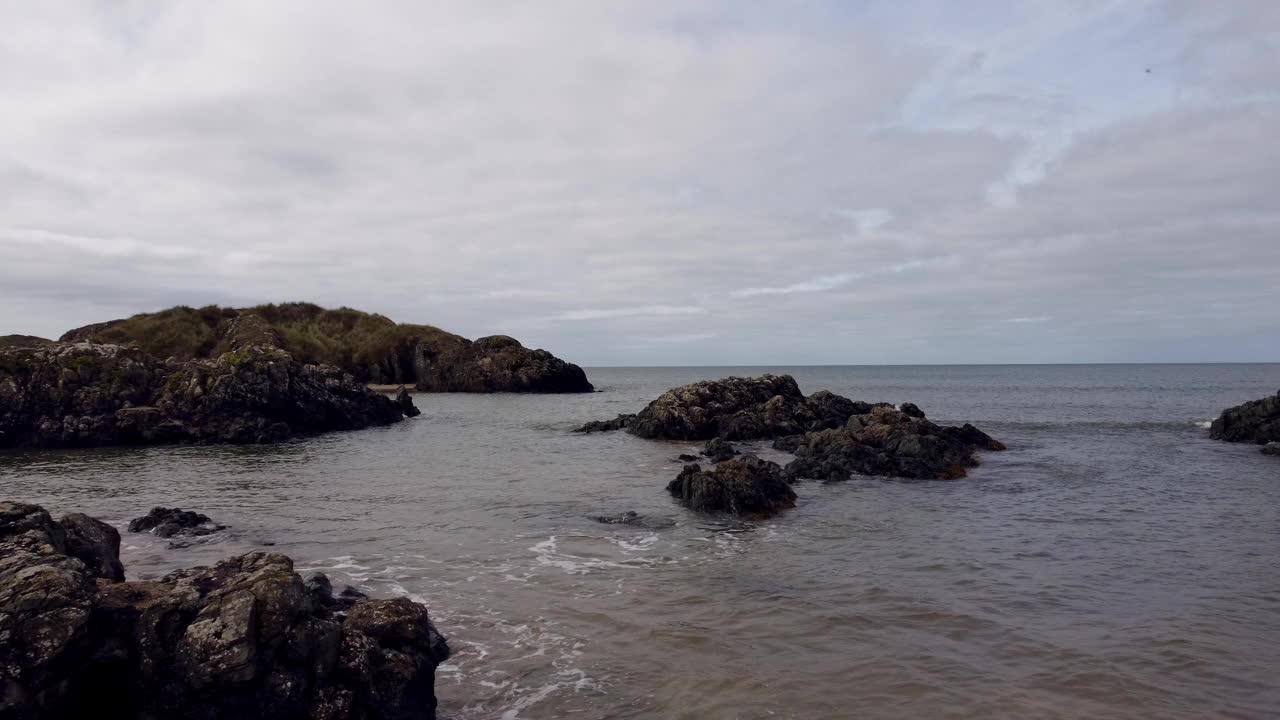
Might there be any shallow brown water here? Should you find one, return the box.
[3,365,1279,719]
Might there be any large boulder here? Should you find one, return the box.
[666,456,797,517]
[700,437,739,462]
[59,512,125,581]
[574,374,885,440]
[1209,391,1280,446]
[783,406,1006,481]
[0,340,409,448]
[0,502,450,720]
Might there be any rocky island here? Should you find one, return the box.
[60,302,593,393]
[0,501,450,720]
[576,374,1006,516]
[1210,390,1280,455]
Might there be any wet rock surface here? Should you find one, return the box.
[0,501,450,720]
[666,456,797,517]
[128,507,226,538]
[592,511,677,529]
[701,437,739,462]
[1210,390,1280,446]
[1261,442,1280,457]
[783,406,1007,481]
[0,339,408,449]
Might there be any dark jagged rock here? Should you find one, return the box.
[576,375,888,441]
[395,388,422,417]
[899,402,926,419]
[1261,442,1280,457]
[676,453,698,462]
[59,512,125,581]
[128,507,226,538]
[593,511,677,529]
[0,340,408,448]
[0,501,450,720]
[666,456,797,517]
[573,414,636,433]
[784,406,1006,482]
[61,303,593,394]
[701,437,739,462]
[1210,390,1280,446]
[305,572,370,613]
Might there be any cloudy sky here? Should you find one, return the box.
[1,1,1277,365]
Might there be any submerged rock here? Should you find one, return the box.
[0,340,409,448]
[676,453,698,462]
[128,507,226,538]
[666,456,797,517]
[784,406,1006,481]
[593,511,677,529]
[0,501,450,720]
[396,387,422,417]
[574,375,888,441]
[1210,390,1280,446]
[573,414,636,434]
[701,437,739,462]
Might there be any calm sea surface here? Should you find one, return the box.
[3,365,1279,719]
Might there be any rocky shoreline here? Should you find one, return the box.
[0,306,433,449]
[0,501,449,720]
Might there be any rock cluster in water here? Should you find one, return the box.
[576,374,1006,517]
[667,456,797,517]
[0,501,449,720]
[0,330,416,448]
[1210,390,1280,453]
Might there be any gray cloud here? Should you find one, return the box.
[0,1,1276,364]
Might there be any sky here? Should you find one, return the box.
[1,0,1277,365]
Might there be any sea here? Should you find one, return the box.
[3,364,1278,719]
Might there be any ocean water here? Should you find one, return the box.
[2,364,1279,719]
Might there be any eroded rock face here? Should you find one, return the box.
[1210,391,1280,446]
[0,341,408,448]
[666,456,797,517]
[0,502,450,720]
[783,406,1007,481]
[574,375,887,441]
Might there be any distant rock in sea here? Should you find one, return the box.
[128,506,226,538]
[576,374,1005,483]
[574,374,889,440]
[1210,390,1280,447]
[1262,442,1280,457]
[700,437,739,462]
[667,456,797,517]
[0,500,449,720]
[0,338,412,449]
[60,302,593,393]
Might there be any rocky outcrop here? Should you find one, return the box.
[395,388,422,417]
[60,303,594,394]
[1262,442,1280,457]
[666,456,797,517]
[1209,391,1280,446]
[574,375,887,440]
[0,340,411,448]
[59,512,126,581]
[783,405,1007,481]
[128,507,226,538]
[0,501,450,720]
[701,437,739,462]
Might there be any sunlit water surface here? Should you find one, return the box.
[3,365,1279,719]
